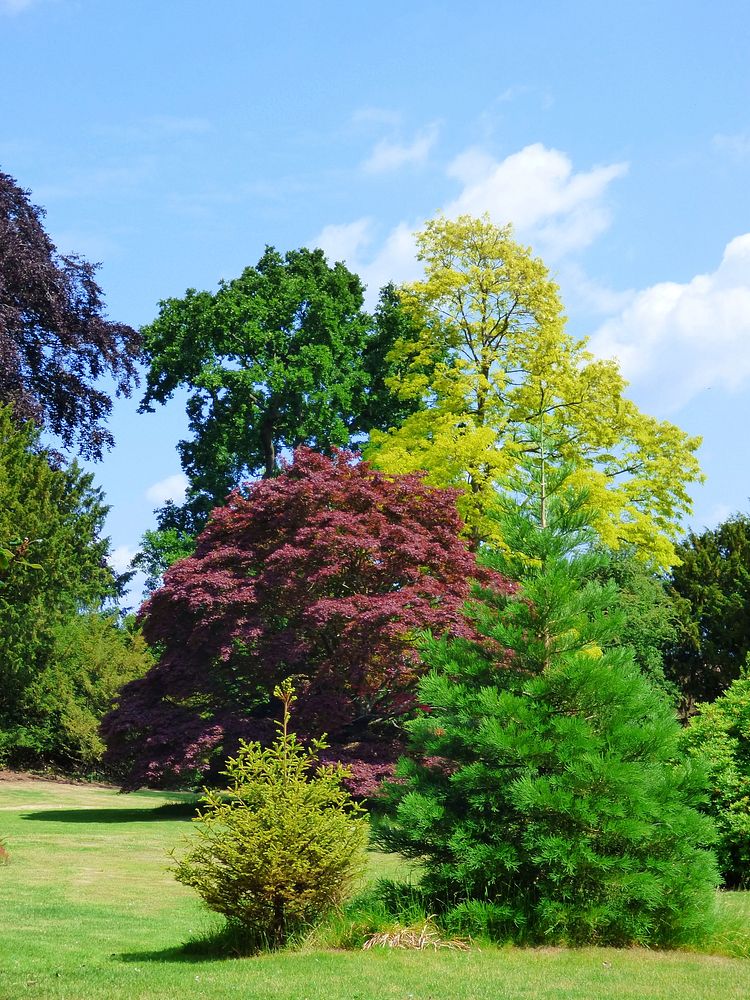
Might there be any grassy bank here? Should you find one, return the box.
[1,778,749,1000]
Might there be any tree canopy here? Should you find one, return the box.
[0,171,140,459]
[366,214,702,566]
[0,405,121,766]
[102,448,508,792]
[140,247,424,535]
[666,513,750,709]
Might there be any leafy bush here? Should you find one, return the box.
[172,681,368,948]
[1,612,153,772]
[683,660,750,887]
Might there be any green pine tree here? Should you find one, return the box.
[376,442,719,947]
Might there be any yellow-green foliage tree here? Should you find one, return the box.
[366,215,701,566]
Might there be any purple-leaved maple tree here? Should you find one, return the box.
[102,448,512,792]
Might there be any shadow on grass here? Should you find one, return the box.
[116,945,227,964]
[118,922,268,963]
[22,801,200,824]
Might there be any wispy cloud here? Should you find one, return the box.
[33,157,157,202]
[316,218,373,264]
[362,123,440,174]
[146,473,188,506]
[0,0,40,13]
[351,107,402,128]
[96,115,213,143]
[589,233,750,410]
[713,132,750,160]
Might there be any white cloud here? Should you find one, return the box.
[357,222,422,297]
[146,473,188,506]
[589,234,750,410]
[314,142,627,302]
[445,143,628,258]
[315,218,421,304]
[555,260,635,317]
[108,545,137,575]
[316,218,373,265]
[362,124,439,174]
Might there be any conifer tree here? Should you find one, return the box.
[376,440,718,947]
[172,680,367,947]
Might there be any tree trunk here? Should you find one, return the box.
[261,419,276,478]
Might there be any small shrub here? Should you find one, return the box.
[171,681,368,948]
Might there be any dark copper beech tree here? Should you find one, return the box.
[0,170,140,458]
[102,449,511,792]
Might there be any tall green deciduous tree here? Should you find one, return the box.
[140,248,423,537]
[376,457,718,947]
[366,215,702,566]
[666,513,750,709]
[0,405,118,765]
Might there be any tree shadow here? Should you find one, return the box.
[116,945,226,964]
[117,923,266,963]
[22,801,199,824]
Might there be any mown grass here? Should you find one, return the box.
[1,778,750,999]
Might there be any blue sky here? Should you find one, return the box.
[2,0,749,605]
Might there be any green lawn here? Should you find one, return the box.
[1,777,749,1000]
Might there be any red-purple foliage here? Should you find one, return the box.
[101,448,512,791]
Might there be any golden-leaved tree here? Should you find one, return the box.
[365,214,702,567]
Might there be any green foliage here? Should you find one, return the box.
[304,883,429,951]
[366,214,702,566]
[0,405,119,764]
[130,525,196,595]
[666,513,750,708]
[0,537,42,580]
[683,660,750,887]
[140,247,424,538]
[172,681,368,948]
[1,612,155,769]
[592,548,681,702]
[376,454,719,947]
